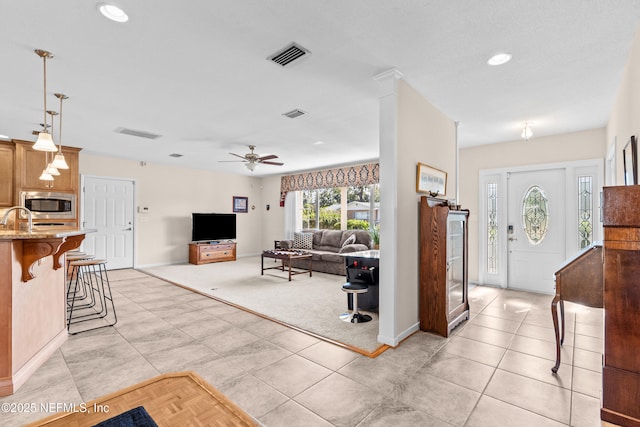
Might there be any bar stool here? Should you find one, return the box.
[66,253,95,303]
[67,259,117,334]
[340,282,372,323]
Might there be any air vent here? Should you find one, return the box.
[282,109,307,119]
[268,43,310,67]
[115,127,161,140]
[169,153,183,158]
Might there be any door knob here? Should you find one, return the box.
[123,227,132,231]
[508,237,518,241]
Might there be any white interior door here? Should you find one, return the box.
[82,176,135,270]
[507,169,565,294]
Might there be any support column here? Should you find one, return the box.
[373,68,403,346]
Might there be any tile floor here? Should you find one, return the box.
[0,269,606,426]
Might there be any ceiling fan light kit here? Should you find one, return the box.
[222,145,284,172]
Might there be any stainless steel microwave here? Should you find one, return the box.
[19,191,76,219]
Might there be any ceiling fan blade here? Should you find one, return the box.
[258,154,278,161]
[218,160,247,162]
[261,161,284,166]
[229,153,247,160]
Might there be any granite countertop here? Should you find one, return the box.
[0,227,95,240]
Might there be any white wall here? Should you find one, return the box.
[79,153,264,267]
[459,128,606,283]
[607,27,640,183]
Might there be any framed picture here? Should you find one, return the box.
[623,135,637,185]
[416,162,447,196]
[233,196,248,213]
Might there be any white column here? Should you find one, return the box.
[373,68,403,346]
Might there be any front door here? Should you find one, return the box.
[507,169,565,294]
[82,176,135,270]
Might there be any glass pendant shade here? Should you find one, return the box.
[521,123,533,140]
[50,153,69,169]
[245,162,256,171]
[39,170,54,181]
[45,163,60,176]
[33,132,58,151]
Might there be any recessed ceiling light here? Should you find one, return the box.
[98,3,128,23]
[313,141,324,145]
[487,53,512,66]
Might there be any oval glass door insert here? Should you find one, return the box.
[522,185,549,245]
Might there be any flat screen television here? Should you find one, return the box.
[191,213,236,242]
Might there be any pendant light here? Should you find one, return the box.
[39,150,54,181]
[33,49,58,152]
[44,110,60,176]
[50,93,70,169]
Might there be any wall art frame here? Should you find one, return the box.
[233,196,248,213]
[416,162,447,196]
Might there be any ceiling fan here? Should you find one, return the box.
[221,145,284,171]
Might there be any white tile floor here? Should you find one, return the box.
[0,269,607,426]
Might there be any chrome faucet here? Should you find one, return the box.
[0,206,33,233]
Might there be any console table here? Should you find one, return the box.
[189,242,236,265]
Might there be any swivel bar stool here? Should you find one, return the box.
[340,282,372,323]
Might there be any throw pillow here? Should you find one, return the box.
[293,232,313,249]
[342,233,356,247]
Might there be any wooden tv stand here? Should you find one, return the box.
[189,242,236,265]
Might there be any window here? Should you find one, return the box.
[487,182,498,274]
[577,176,593,249]
[522,185,549,245]
[298,184,379,230]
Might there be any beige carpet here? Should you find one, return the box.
[140,256,382,353]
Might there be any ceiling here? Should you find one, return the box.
[2,1,640,177]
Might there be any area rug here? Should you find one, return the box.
[25,371,257,426]
[141,256,382,354]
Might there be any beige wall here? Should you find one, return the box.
[607,27,640,183]
[459,128,606,283]
[394,79,456,337]
[259,174,286,250]
[80,153,264,267]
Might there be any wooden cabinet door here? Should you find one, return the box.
[15,141,79,192]
[0,143,15,207]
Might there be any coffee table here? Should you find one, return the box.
[261,250,312,281]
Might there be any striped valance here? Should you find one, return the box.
[280,162,379,206]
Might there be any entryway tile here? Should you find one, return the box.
[465,395,565,427]
[417,350,495,393]
[295,373,384,427]
[260,400,334,427]
[298,341,360,371]
[484,369,571,424]
[498,350,571,389]
[443,336,506,367]
[254,354,332,397]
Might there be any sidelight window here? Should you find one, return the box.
[577,176,593,249]
[487,182,498,274]
[522,185,549,245]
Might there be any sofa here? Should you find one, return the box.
[279,229,373,275]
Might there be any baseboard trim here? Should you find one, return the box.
[5,329,68,396]
[378,322,420,347]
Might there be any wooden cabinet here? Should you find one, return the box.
[14,140,80,192]
[419,196,469,337]
[0,142,15,207]
[189,242,236,265]
[601,186,640,427]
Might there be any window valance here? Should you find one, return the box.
[279,162,379,206]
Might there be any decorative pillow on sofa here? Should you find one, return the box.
[342,233,356,247]
[293,232,313,249]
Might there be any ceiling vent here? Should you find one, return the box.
[268,43,310,67]
[168,153,183,158]
[115,127,161,140]
[282,108,307,119]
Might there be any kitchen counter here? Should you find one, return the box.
[0,227,93,239]
[0,228,92,397]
